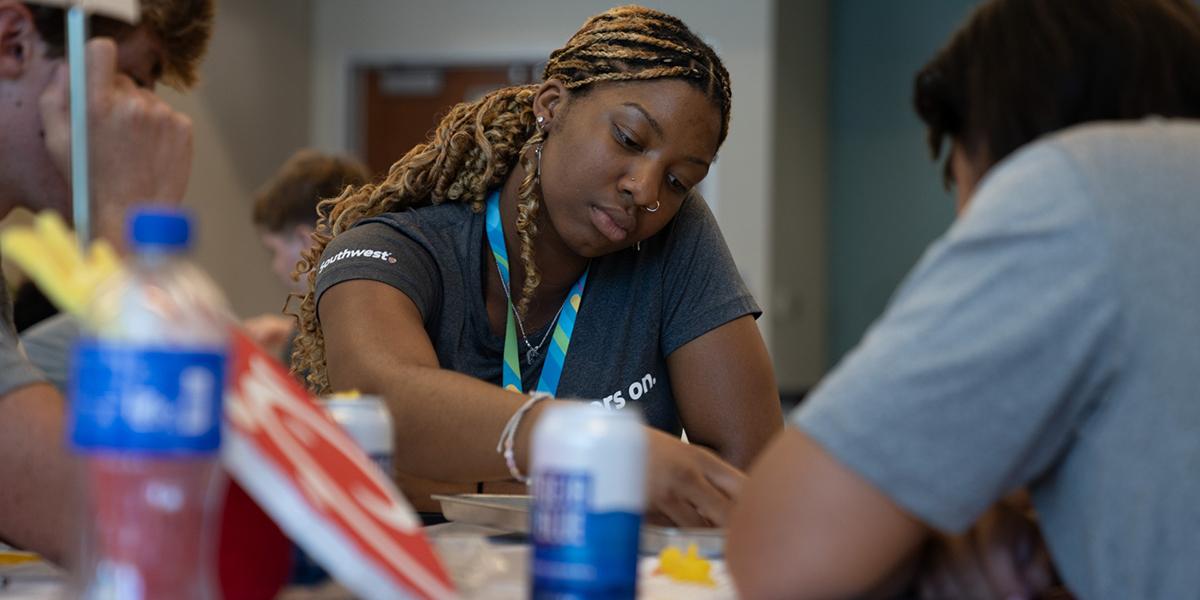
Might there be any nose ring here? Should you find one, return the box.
[643,201,661,213]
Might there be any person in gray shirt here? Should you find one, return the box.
[0,0,211,564]
[294,6,784,524]
[729,0,1200,599]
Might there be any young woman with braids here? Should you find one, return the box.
[293,6,782,524]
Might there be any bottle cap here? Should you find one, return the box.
[129,206,191,250]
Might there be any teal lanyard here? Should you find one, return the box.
[484,190,588,396]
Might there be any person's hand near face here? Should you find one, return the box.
[38,36,192,250]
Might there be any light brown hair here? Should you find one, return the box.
[25,0,215,89]
[252,149,371,232]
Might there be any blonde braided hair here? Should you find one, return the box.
[291,5,732,392]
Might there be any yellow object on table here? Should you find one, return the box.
[0,550,40,566]
[0,211,119,321]
[653,544,716,587]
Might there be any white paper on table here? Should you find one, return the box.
[428,540,737,600]
[0,560,67,600]
[22,0,139,24]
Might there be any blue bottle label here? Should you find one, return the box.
[70,340,226,454]
[532,471,641,599]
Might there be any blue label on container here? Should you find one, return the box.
[70,341,225,454]
[532,471,641,599]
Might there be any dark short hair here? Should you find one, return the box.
[914,0,1200,180]
[23,0,214,89]
[252,150,371,233]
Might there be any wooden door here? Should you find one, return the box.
[360,63,540,177]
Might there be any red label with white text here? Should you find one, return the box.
[222,330,454,599]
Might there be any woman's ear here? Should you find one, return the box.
[532,78,568,132]
[0,3,36,80]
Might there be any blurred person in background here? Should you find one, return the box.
[0,0,213,563]
[244,148,370,360]
[728,0,1200,598]
[293,5,783,524]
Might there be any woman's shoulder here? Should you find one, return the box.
[665,191,719,236]
[322,201,477,264]
[343,201,478,251]
[364,201,479,233]
[657,192,725,252]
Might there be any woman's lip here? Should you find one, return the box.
[590,205,630,243]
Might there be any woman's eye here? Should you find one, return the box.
[614,126,642,151]
[667,174,688,193]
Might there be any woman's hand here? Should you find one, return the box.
[643,427,745,527]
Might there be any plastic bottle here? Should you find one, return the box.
[70,207,230,599]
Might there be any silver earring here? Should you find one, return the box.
[643,201,661,213]
[535,144,544,180]
[636,241,641,252]
[536,115,545,131]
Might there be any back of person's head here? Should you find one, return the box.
[22,0,214,89]
[252,149,371,233]
[292,4,732,392]
[914,0,1200,177]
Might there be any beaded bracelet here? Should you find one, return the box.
[495,392,552,484]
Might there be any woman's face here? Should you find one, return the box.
[534,79,722,257]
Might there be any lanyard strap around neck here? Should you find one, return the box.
[485,190,588,396]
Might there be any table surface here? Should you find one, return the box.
[0,524,736,599]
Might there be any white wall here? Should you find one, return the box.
[162,0,313,318]
[771,0,828,390]
[310,0,776,346]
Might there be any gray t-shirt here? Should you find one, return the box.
[21,313,80,392]
[315,195,760,434]
[0,261,47,397]
[793,119,1200,600]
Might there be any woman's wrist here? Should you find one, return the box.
[496,393,556,482]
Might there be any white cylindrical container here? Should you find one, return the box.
[289,394,395,586]
[529,403,647,599]
[321,394,394,476]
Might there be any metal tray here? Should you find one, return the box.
[432,493,531,533]
[432,494,725,557]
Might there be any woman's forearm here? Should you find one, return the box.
[331,361,555,482]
